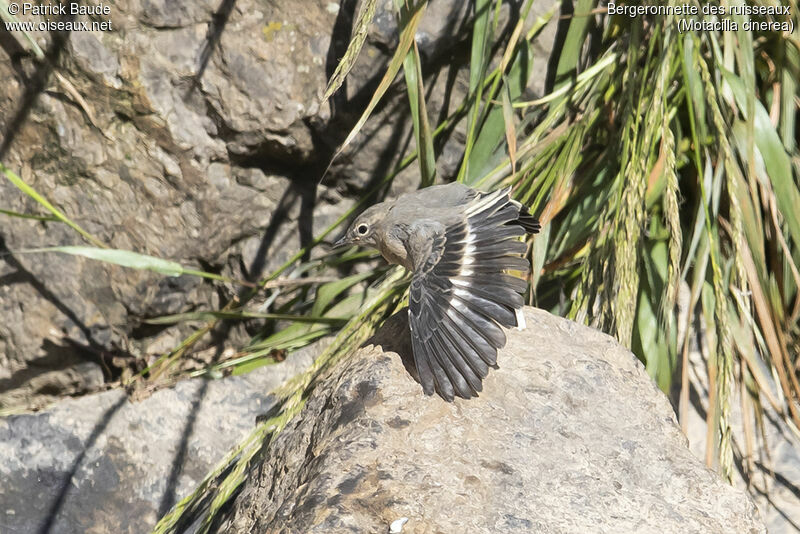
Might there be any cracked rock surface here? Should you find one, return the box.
[215,307,765,534]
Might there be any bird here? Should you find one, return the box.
[334,182,540,401]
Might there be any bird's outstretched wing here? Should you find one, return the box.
[408,189,531,401]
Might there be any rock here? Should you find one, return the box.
[0,0,471,409]
[0,0,559,410]
[214,307,764,533]
[0,345,315,534]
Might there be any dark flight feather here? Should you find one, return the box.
[438,319,489,378]
[429,333,474,398]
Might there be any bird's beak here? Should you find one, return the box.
[332,235,354,249]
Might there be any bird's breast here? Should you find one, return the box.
[377,233,413,270]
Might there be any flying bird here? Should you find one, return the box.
[334,183,540,401]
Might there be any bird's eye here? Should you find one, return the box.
[357,224,369,235]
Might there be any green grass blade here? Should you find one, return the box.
[320,0,380,104]
[401,38,436,186]
[464,42,533,186]
[780,41,798,152]
[311,271,374,316]
[456,0,496,182]
[469,0,494,96]
[0,208,59,221]
[1,163,106,248]
[18,246,251,285]
[334,1,427,155]
[720,67,800,248]
[37,246,183,275]
[396,0,436,186]
[144,311,347,325]
[501,79,518,176]
[549,0,595,101]
[530,222,550,292]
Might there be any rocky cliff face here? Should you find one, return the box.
[214,307,764,534]
[2,0,543,410]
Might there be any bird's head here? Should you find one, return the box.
[333,203,387,250]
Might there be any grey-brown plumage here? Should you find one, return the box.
[334,183,540,401]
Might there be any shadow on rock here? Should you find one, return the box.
[364,308,417,384]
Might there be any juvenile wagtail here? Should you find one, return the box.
[335,183,540,401]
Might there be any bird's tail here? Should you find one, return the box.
[474,188,541,235]
[506,195,540,234]
[514,204,541,234]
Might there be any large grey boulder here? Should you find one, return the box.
[0,346,314,534]
[215,307,765,533]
